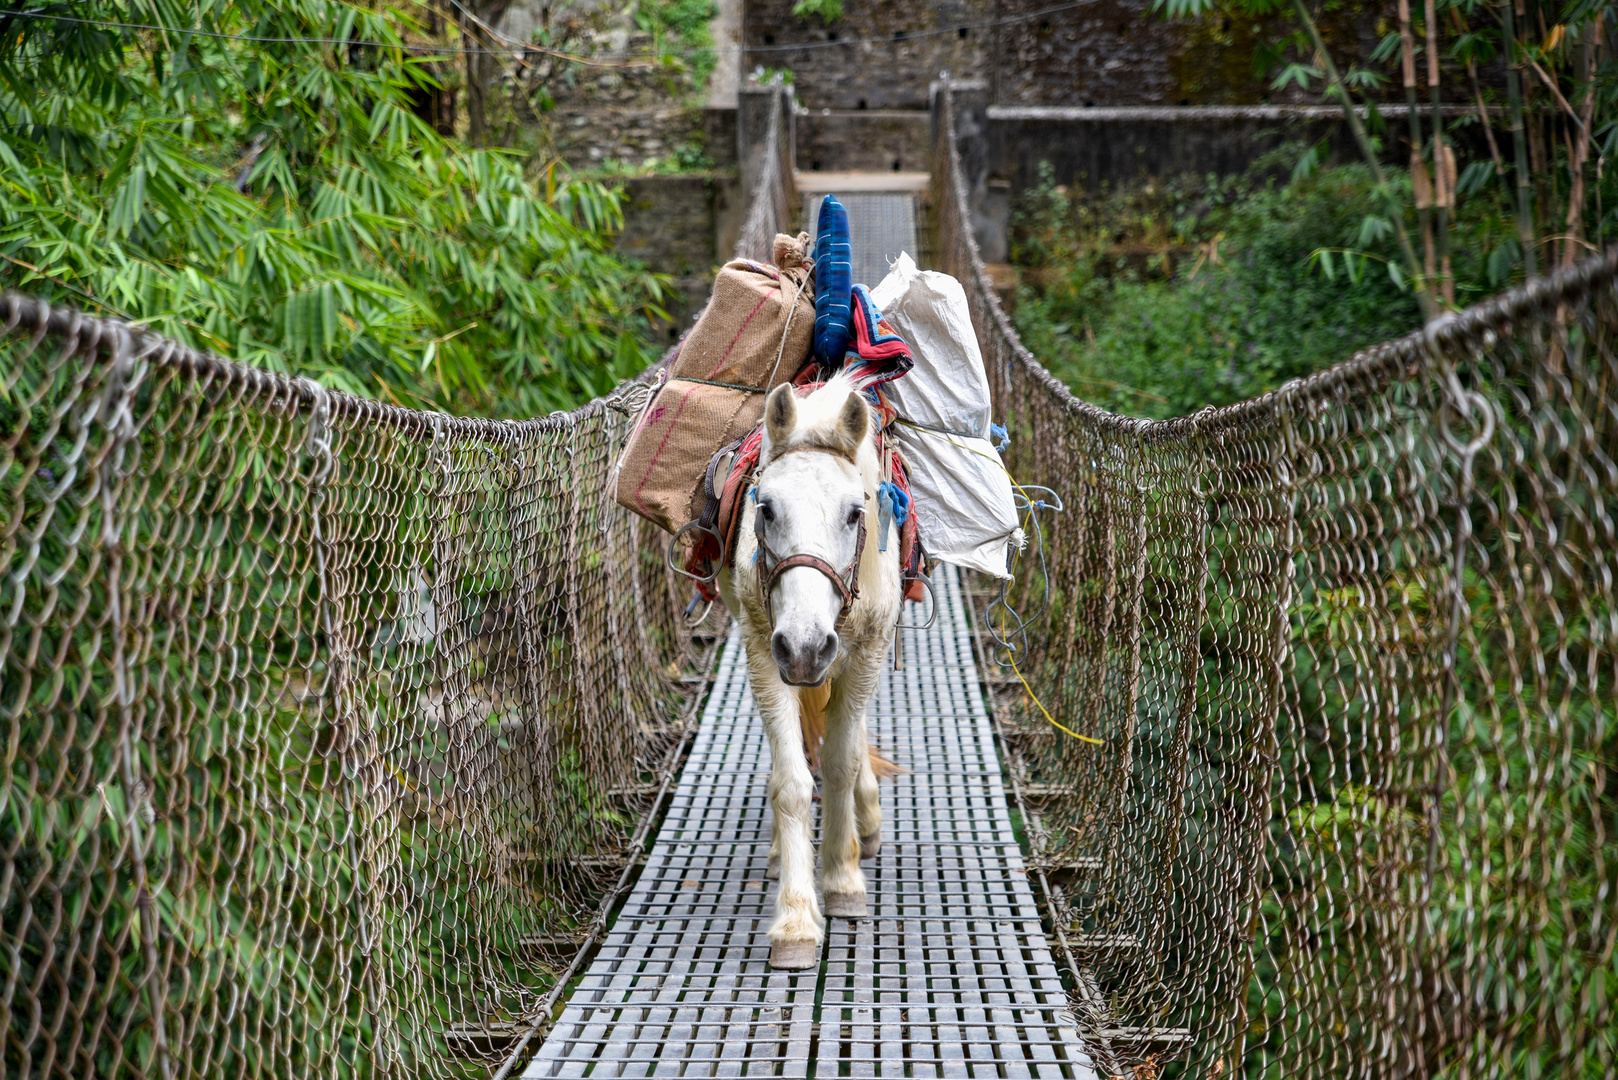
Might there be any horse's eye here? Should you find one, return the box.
[846,506,863,527]
[758,502,775,524]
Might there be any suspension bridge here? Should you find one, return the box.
[2,79,1613,1080]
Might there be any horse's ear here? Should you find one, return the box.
[837,390,868,453]
[765,383,797,446]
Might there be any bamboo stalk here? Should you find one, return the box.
[1467,56,1507,180]
[1563,19,1601,268]
[1427,0,1454,305]
[1502,0,1539,277]
[1292,0,1435,318]
[1400,0,1437,308]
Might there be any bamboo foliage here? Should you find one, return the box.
[0,0,669,419]
[1157,0,1618,314]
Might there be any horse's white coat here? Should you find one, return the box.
[716,374,901,958]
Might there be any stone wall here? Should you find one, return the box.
[538,34,729,169]
[613,174,744,343]
[796,110,931,173]
[745,0,1461,110]
[986,104,1503,192]
[988,106,1345,193]
[744,0,990,110]
[495,0,736,172]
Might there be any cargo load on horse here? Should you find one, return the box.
[612,233,815,537]
[613,213,1022,597]
[870,253,1024,579]
[609,196,1026,966]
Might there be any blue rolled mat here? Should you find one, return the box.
[813,194,853,365]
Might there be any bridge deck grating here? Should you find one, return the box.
[525,567,1098,1078]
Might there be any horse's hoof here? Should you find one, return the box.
[859,833,881,860]
[769,941,820,970]
[823,891,867,918]
[766,854,780,880]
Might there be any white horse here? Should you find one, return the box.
[716,373,903,970]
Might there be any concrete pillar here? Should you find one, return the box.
[932,78,1007,264]
[738,81,793,207]
[707,0,742,109]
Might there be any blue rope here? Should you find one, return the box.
[876,481,909,552]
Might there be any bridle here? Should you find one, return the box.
[752,446,869,632]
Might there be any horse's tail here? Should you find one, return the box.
[798,683,902,779]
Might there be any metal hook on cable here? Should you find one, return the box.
[897,569,938,630]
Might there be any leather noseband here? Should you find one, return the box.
[752,446,869,632]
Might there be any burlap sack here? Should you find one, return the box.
[615,236,815,534]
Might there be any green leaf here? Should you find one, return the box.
[1271,62,1322,91]
[1487,240,1521,285]
[1455,160,1496,199]
[108,164,147,239]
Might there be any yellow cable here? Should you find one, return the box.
[993,522,1101,746]
[1005,650,1104,745]
[899,411,1100,744]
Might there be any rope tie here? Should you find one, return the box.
[876,480,908,552]
[301,378,334,488]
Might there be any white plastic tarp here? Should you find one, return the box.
[870,253,1022,580]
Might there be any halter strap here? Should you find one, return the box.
[756,512,868,631]
[752,444,870,632]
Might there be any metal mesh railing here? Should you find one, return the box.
[936,80,1617,1078]
[0,295,714,1079]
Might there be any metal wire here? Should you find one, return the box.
[937,77,1618,1078]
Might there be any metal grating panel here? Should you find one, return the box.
[805,192,918,289]
[525,566,1097,1077]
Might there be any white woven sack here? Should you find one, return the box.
[870,253,1022,580]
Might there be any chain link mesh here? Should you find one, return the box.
[0,296,716,1078]
[936,81,1616,1078]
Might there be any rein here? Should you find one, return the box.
[753,444,870,632]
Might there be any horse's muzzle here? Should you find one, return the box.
[772,628,839,686]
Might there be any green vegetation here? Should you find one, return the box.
[1009,7,1618,1070]
[637,0,722,91]
[791,0,845,26]
[1142,0,1617,315]
[1,11,690,1076]
[1015,0,1618,417]
[1006,3,1618,1068]
[1011,130,1618,419]
[1009,156,1428,417]
[1012,146,1618,1071]
[0,0,670,417]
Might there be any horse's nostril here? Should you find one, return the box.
[817,633,839,665]
[771,631,793,668]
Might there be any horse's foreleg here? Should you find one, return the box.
[751,660,822,968]
[820,680,878,918]
[855,727,882,860]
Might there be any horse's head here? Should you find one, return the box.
[753,376,875,686]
